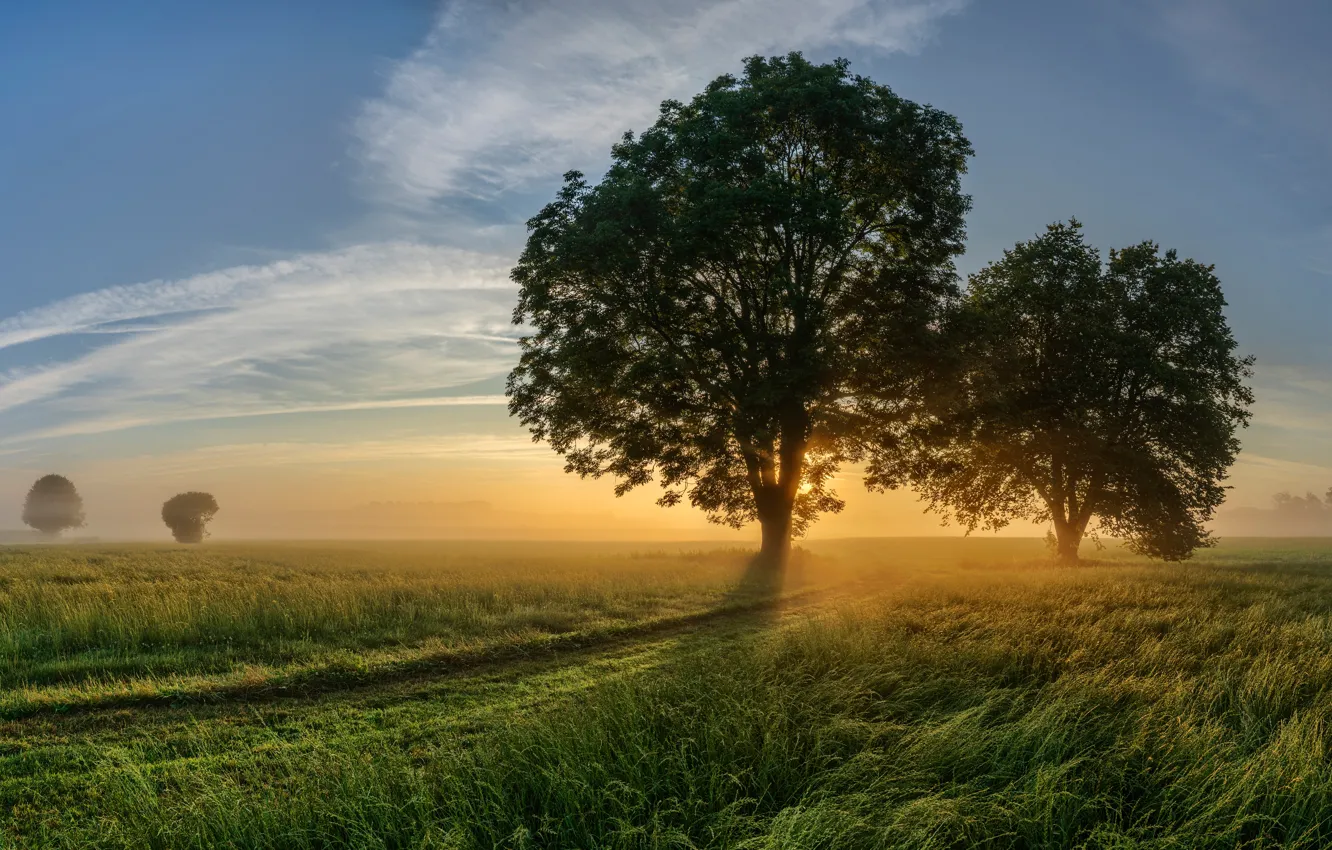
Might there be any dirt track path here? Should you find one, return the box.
[3,584,833,725]
[1,586,845,808]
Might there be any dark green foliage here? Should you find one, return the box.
[872,221,1254,561]
[20,474,85,536]
[507,53,972,562]
[161,491,220,543]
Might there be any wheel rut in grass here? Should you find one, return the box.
[2,585,834,723]
[0,630,696,793]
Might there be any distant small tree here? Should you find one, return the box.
[872,221,1254,562]
[161,492,219,543]
[21,474,86,537]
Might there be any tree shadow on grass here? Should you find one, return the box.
[715,546,817,629]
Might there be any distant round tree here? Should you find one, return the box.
[161,492,219,543]
[21,474,86,537]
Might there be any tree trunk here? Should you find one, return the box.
[744,406,807,576]
[1053,519,1083,564]
[754,485,795,572]
[1047,463,1096,565]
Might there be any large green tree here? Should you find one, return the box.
[507,53,972,566]
[872,221,1254,562]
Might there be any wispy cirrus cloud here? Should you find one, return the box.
[0,244,517,446]
[0,243,512,355]
[355,0,967,207]
[5,395,509,446]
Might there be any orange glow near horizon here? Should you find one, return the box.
[0,391,1316,543]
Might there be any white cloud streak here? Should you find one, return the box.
[2,395,508,446]
[355,0,966,206]
[95,435,551,480]
[0,244,518,445]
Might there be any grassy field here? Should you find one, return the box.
[5,538,1332,848]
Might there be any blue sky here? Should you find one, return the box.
[1,0,1330,536]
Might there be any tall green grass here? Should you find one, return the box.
[13,542,1332,848]
[0,543,758,701]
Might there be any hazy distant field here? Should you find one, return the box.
[6,538,1332,848]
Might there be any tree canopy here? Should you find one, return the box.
[871,221,1254,561]
[162,492,219,544]
[507,53,972,565]
[22,474,86,537]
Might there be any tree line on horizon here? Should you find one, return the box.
[1269,489,1332,520]
[16,474,219,543]
[506,52,1254,566]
